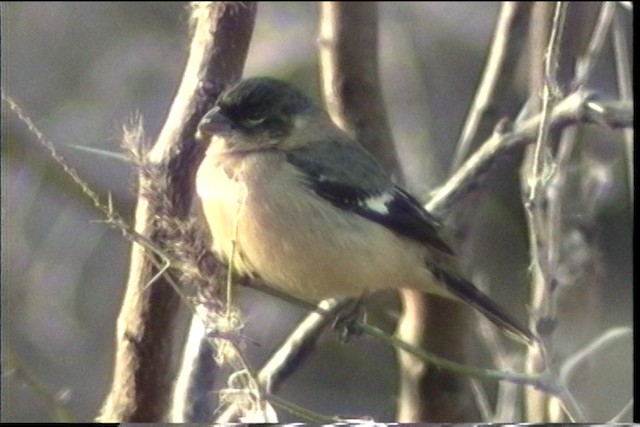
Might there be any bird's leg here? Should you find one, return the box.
[331,291,369,342]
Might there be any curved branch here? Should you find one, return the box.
[98,3,256,422]
[452,2,532,170]
[426,91,632,215]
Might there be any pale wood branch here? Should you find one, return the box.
[98,3,256,422]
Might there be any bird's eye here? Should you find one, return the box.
[241,116,266,128]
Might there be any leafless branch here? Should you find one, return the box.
[521,2,560,421]
[612,10,633,211]
[98,2,256,422]
[559,326,631,387]
[426,91,632,215]
[609,398,634,423]
[395,290,427,421]
[452,2,532,170]
[572,2,617,90]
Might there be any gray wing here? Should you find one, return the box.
[285,139,454,255]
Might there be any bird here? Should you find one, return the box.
[194,77,534,345]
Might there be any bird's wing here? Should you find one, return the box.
[287,139,535,345]
[285,139,454,255]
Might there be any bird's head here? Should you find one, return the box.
[197,77,328,153]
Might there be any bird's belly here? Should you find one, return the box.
[241,208,417,300]
[197,151,427,302]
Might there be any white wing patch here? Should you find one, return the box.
[361,192,394,214]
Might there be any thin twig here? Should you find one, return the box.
[572,2,617,89]
[612,11,633,212]
[522,2,564,422]
[362,323,557,392]
[1,93,130,234]
[243,281,557,391]
[426,91,632,215]
[469,379,494,421]
[554,386,586,422]
[608,398,633,423]
[527,1,567,206]
[452,2,531,170]
[473,279,523,422]
[558,326,632,386]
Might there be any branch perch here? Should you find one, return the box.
[98,3,256,422]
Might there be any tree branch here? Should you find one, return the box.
[427,91,631,215]
[451,2,532,170]
[318,1,401,178]
[98,3,256,422]
[612,9,633,212]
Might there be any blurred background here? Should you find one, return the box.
[1,2,632,422]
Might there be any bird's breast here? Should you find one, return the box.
[196,149,429,301]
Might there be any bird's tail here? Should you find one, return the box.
[427,263,535,345]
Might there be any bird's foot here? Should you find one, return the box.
[331,292,368,342]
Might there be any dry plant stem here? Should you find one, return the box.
[426,91,631,215]
[523,2,553,422]
[473,309,523,421]
[255,278,574,394]
[452,2,532,170]
[99,3,256,422]
[572,2,617,90]
[609,398,634,423]
[242,278,601,416]
[522,2,552,422]
[543,4,620,377]
[1,93,132,237]
[559,326,631,388]
[523,2,567,422]
[171,315,215,422]
[612,11,633,211]
[558,329,631,421]
[527,1,567,206]
[396,290,427,422]
[543,3,616,262]
[362,324,555,391]
[469,380,494,421]
[248,282,563,392]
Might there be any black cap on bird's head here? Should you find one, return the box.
[198,78,318,146]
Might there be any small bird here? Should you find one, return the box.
[195,77,533,344]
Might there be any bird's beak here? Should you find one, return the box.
[198,106,233,137]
